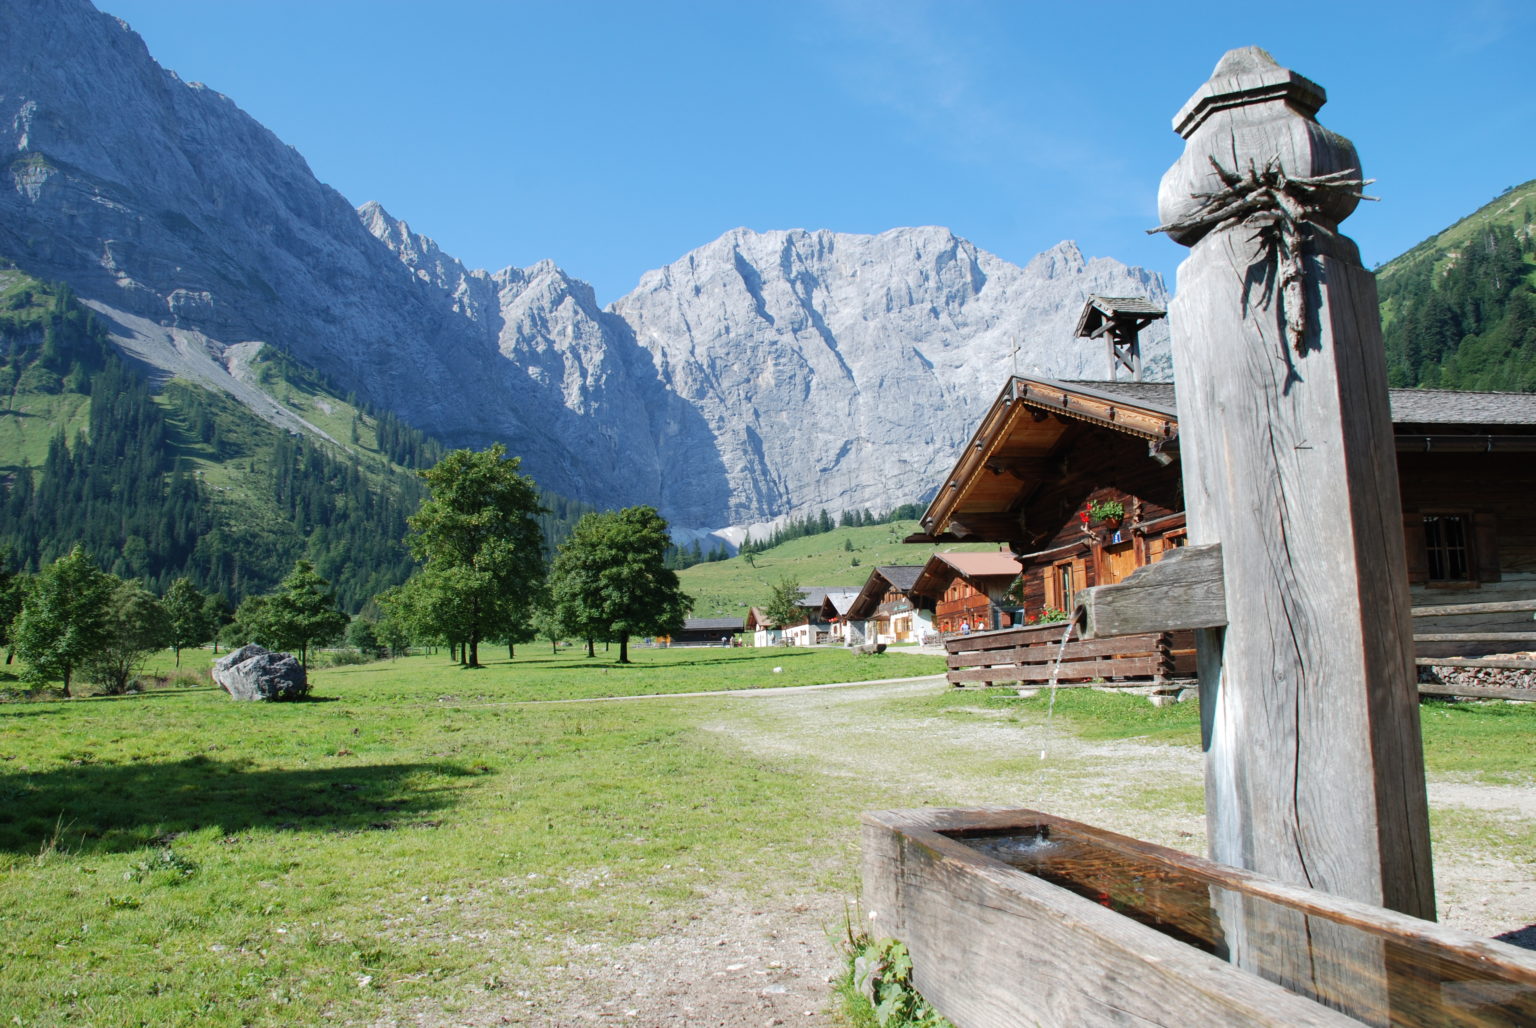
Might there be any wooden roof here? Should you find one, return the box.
[915,375,1536,547]
[910,551,1022,600]
[913,376,1178,546]
[1073,295,1167,339]
[845,565,926,621]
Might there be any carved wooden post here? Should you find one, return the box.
[1157,48,1434,919]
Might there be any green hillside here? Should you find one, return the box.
[0,265,590,610]
[1378,179,1536,390]
[678,521,1000,618]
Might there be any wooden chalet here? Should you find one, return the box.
[744,607,780,647]
[913,375,1536,618]
[908,551,1023,636]
[781,587,854,646]
[815,588,863,645]
[844,565,934,645]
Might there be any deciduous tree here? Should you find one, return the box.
[234,561,349,668]
[162,577,213,666]
[547,506,691,664]
[12,546,115,696]
[406,445,546,668]
[84,580,172,694]
[761,577,803,642]
[264,560,350,669]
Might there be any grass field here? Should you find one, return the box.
[3,650,1532,1026]
[0,647,943,1026]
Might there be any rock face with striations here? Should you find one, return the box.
[614,227,1168,533]
[1,0,1170,537]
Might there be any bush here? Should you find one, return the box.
[324,648,374,667]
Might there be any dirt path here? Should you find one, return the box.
[520,679,1533,1026]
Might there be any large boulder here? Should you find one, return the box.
[212,644,308,701]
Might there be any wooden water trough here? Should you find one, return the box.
[861,47,1536,1028]
[863,808,1536,1027]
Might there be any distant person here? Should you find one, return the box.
[960,620,971,636]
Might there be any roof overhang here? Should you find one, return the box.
[917,376,1179,546]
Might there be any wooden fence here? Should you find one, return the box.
[1413,598,1536,701]
[943,622,1196,688]
[945,598,1535,699]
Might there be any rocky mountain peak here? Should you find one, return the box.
[4,0,1172,540]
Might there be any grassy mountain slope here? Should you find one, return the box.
[1378,179,1536,390]
[678,521,1000,618]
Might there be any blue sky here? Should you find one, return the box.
[101,0,1536,305]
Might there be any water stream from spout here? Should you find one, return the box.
[1041,617,1077,760]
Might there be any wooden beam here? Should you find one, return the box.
[1418,683,1534,700]
[1160,48,1434,920]
[1073,544,1226,639]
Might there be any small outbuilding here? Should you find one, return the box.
[672,617,746,646]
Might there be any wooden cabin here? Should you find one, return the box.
[673,617,746,646]
[844,566,934,646]
[745,607,780,647]
[780,587,853,646]
[911,376,1536,617]
[908,551,1023,635]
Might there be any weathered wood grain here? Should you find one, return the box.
[1074,543,1227,638]
[1417,683,1535,701]
[946,655,1162,684]
[1416,656,1536,670]
[1161,48,1434,920]
[1412,599,1536,617]
[861,810,1361,1027]
[863,807,1536,1027]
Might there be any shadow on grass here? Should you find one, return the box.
[0,755,477,855]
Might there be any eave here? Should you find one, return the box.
[918,376,1179,545]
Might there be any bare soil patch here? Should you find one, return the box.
[456,678,1535,1026]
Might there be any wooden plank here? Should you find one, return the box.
[863,807,1536,1028]
[1411,598,1536,617]
[861,809,1368,1028]
[946,655,1161,684]
[1418,683,1535,701]
[1073,543,1227,638]
[1415,657,1536,670]
[1413,632,1536,643]
[945,633,1166,667]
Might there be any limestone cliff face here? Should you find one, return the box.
[2,0,1169,535]
[613,227,1169,527]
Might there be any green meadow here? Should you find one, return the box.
[0,647,943,1026]
[2,648,1532,1026]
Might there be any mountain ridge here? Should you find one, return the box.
[2,0,1172,539]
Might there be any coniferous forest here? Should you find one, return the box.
[1380,181,1536,391]
[0,273,592,612]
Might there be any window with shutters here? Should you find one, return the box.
[1423,513,1470,582]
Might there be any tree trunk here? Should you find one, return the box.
[508,641,515,659]
[467,635,479,668]
[174,644,181,667]
[618,633,630,664]
[585,636,595,658]
[61,667,71,698]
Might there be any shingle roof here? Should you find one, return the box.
[681,617,745,632]
[875,565,924,592]
[932,551,1022,578]
[1068,380,1536,427]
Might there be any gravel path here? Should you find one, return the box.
[486,678,1534,1026]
